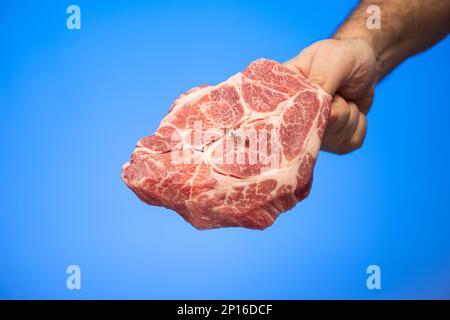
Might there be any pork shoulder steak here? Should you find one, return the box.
[121,59,331,230]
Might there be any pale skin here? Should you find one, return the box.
[285,0,450,154]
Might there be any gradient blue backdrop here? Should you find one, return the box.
[1,0,449,299]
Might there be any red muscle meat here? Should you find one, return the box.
[122,59,331,230]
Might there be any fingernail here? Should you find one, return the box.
[329,109,337,123]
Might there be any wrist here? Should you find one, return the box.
[333,32,382,82]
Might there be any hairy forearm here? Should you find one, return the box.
[334,0,450,80]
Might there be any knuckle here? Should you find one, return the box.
[349,102,359,114]
[347,134,365,151]
[334,132,366,155]
[332,95,345,105]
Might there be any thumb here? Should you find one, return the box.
[285,40,353,95]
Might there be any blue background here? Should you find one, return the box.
[1,0,449,299]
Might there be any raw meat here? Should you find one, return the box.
[121,59,331,230]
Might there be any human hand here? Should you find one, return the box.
[285,38,377,154]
